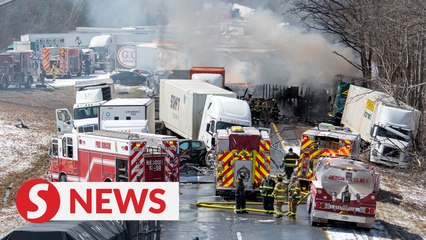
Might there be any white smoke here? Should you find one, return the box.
[86,0,360,86]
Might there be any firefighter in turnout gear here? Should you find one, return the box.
[52,63,57,82]
[261,99,271,125]
[281,148,299,180]
[260,174,276,214]
[235,173,248,214]
[287,176,301,217]
[271,175,287,218]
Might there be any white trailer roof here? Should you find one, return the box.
[102,98,152,106]
[161,79,233,94]
[89,35,111,48]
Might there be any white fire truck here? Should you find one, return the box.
[214,126,271,196]
[307,157,380,228]
[48,130,179,182]
[297,123,361,189]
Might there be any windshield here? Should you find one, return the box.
[216,121,248,131]
[376,126,411,141]
[74,107,98,120]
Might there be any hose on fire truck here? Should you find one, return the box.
[196,191,310,214]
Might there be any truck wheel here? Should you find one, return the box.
[204,151,215,169]
[59,174,67,182]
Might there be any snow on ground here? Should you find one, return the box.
[0,120,51,179]
[326,221,391,240]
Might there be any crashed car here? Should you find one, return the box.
[110,69,148,86]
[179,140,207,166]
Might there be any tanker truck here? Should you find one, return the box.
[308,156,380,229]
[341,85,421,166]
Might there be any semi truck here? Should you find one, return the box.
[48,130,179,183]
[99,98,155,134]
[215,126,271,196]
[159,79,252,166]
[341,85,421,166]
[297,123,362,189]
[308,156,380,229]
[0,50,34,89]
[89,35,116,71]
[55,79,115,133]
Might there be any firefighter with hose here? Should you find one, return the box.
[271,175,287,218]
[260,174,275,214]
[287,176,301,218]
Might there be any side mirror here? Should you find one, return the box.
[211,137,216,147]
[206,123,211,133]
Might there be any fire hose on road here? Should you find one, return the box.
[196,192,310,214]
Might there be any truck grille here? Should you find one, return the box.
[383,146,399,158]
[78,124,99,133]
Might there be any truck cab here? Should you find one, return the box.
[369,105,419,166]
[199,95,252,150]
[55,79,115,133]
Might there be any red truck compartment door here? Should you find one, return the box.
[145,156,165,182]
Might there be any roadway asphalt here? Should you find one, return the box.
[160,183,327,240]
[160,123,327,240]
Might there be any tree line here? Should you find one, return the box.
[290,0,426,167]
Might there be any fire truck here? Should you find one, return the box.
[297,123,361,189]
[214,126,271,196]
[307,156,380,228]
[0,50,34,89]
[42,47,82,78]
[48,130,179,182]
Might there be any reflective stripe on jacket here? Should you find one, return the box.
[272,182,287,202]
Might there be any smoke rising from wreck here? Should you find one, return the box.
[87,0,360,87]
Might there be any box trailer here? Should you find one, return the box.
[159,79,236,140]
[99,98,155,134]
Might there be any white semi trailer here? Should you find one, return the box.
[341,85,420,166]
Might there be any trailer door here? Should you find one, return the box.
[145,156,165,182]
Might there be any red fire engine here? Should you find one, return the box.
[308,156,380,228]
[0,50,34,89]
[48,131,179,182]
[42,47,82,78]
[297,123,361,188]
[215,126,271,196]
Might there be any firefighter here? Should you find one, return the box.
[261,99,271,125]
[270,99,280,121]
[39,68,46,85]
[251,99,261,125]
[287,176,301,218]
[260,174,275,214]
[235,173,247,214]
[271,175,287,218]
[52,63,57,82]
[281,148,299,180]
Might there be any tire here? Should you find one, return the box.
[204,150,215,169]
[59,174,67,182]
